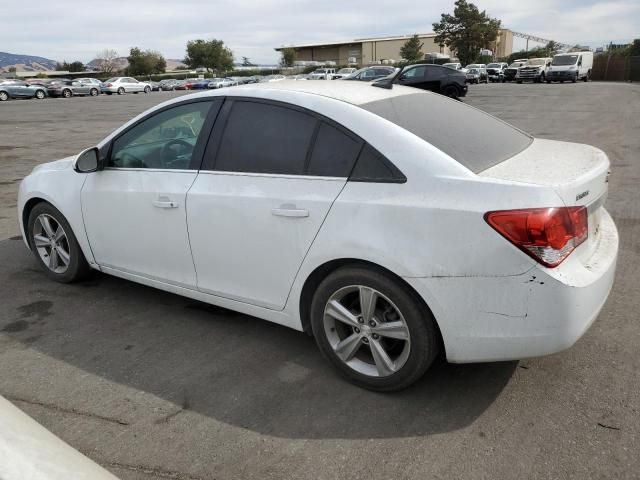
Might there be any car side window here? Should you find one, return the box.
[109,101,213,170]
[350,144,406,183]
[214,101,317,175]
[404,66,426,78]
[307,122,362,177]
[362,70,376,79]
[424,66,445,80]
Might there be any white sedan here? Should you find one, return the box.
[17,81,618,391]
[101,77,152,95]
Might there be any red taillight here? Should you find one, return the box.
[105,83,112,87]
[485,207,588,267]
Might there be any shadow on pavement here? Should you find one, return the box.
[0,238,516,439]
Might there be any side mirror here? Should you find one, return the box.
[74,147,100,173]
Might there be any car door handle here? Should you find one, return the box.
[152,199,178,209]
[271,206,309,218]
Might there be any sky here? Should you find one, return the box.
[2,0,638,64]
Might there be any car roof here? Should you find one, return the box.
[217,80,418,106]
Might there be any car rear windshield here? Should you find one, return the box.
[360,91,533,173]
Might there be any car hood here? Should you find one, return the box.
[32,156,75,173]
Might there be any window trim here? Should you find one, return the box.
[200,96,403,182]
[103,97,222,171]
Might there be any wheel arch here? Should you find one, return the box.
[298,257,445,352]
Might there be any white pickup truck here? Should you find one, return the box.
[547,51,594,83]
[308,68,336,80]
[516,58,552,83]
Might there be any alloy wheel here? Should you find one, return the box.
[0,92,9,101]
[323,285,411,377]
[32,214,71,274]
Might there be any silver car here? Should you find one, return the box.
[47,80,100,98]
[0,80,47,101]
[207,77,238,89]
[101,77,152,95]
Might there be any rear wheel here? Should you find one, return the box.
[144,86,151,93]
[27,203,91,283]
[90,88,98,96]
[35,89,46,99]
[62,89,72,98]
[311,266,439,391]
[442,85,459,100]
[117,87,125,95]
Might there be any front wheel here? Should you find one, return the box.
[311,266,439,391]
[27,203,91,283]
[62,89,72,98]
[117,87,125,95]
[144,86,151,93]
[35,89,46,99]
[90,88,98,96]
[442,85,459,100]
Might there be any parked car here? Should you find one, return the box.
[503,60,528,82]
[376,64,468,100]
[465,68,482,84]
[342,66,396,82]
[77,78,103,90]
[18,81,618,391]
[0,80,47,101]
[47,80,100,98]
[259,75,286,83]
[148,81,161,91]
[331,68,357,79]
[173,80,188,90]
[547,51,594,83]
[442,62,463,70]
[208,78,237,89]
[465,64,488,83]
[101,77,151,95]
[184,78,210,90]
[159,79,181,91]
[486,62,508,82]
[516,58,552,83]
[308,68,336,80]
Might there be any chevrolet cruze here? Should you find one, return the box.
[18,81,618,391]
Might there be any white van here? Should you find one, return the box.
[547,51,594,82]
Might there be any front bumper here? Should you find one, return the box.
[405,208,618,363]
[548,70,577,80]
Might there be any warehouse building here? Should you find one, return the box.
[275,29,514,66]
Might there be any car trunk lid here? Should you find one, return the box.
[480,138,610,264]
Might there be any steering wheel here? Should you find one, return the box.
[161,139,194,165]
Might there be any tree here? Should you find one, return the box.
[545,41,560,56]
[280,47,296,67]
[8,66,16,73]
[126,47,166,76]
[184,39,234,74]
[433,0,501,66]
[242,56,255,67]
[96,49,119,74]
[626,39,640,56]
[400,35,424,63]
[56,60,85,72]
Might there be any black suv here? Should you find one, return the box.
[373,64,468,100]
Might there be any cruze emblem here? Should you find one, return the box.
[576,190,589,201]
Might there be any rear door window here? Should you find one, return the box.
[214,101,317,175]
[307,122,362,177]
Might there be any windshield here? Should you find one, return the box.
[552,55,579,66]
[337,68,352,74]
[346,68,366,78]
[508,62,524,68]
[467,69,479,74]
[527,59,547,66]
[314,69,327,73]
[487,63,501,68]
[105,77,118,83]
[361,92,532,173]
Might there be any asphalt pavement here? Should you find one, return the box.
[0,82,638,479]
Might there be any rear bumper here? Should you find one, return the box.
[405,209,618,363]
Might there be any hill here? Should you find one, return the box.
[0,52,58,72]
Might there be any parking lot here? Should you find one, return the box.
[0,82,639,479]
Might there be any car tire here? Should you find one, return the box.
[62,89,72,98]
[33,89,46,99]
[442,85,459,100]
[0,91,9,101]
[27,202,91,283]
[90,88,98,96]
[310,266,440,392]
[572,73,577,83]
[516,80,522,84]
[584,70,590,82]
[144,86,151,93]
[117,87,125,95]
[546,80,551,84]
